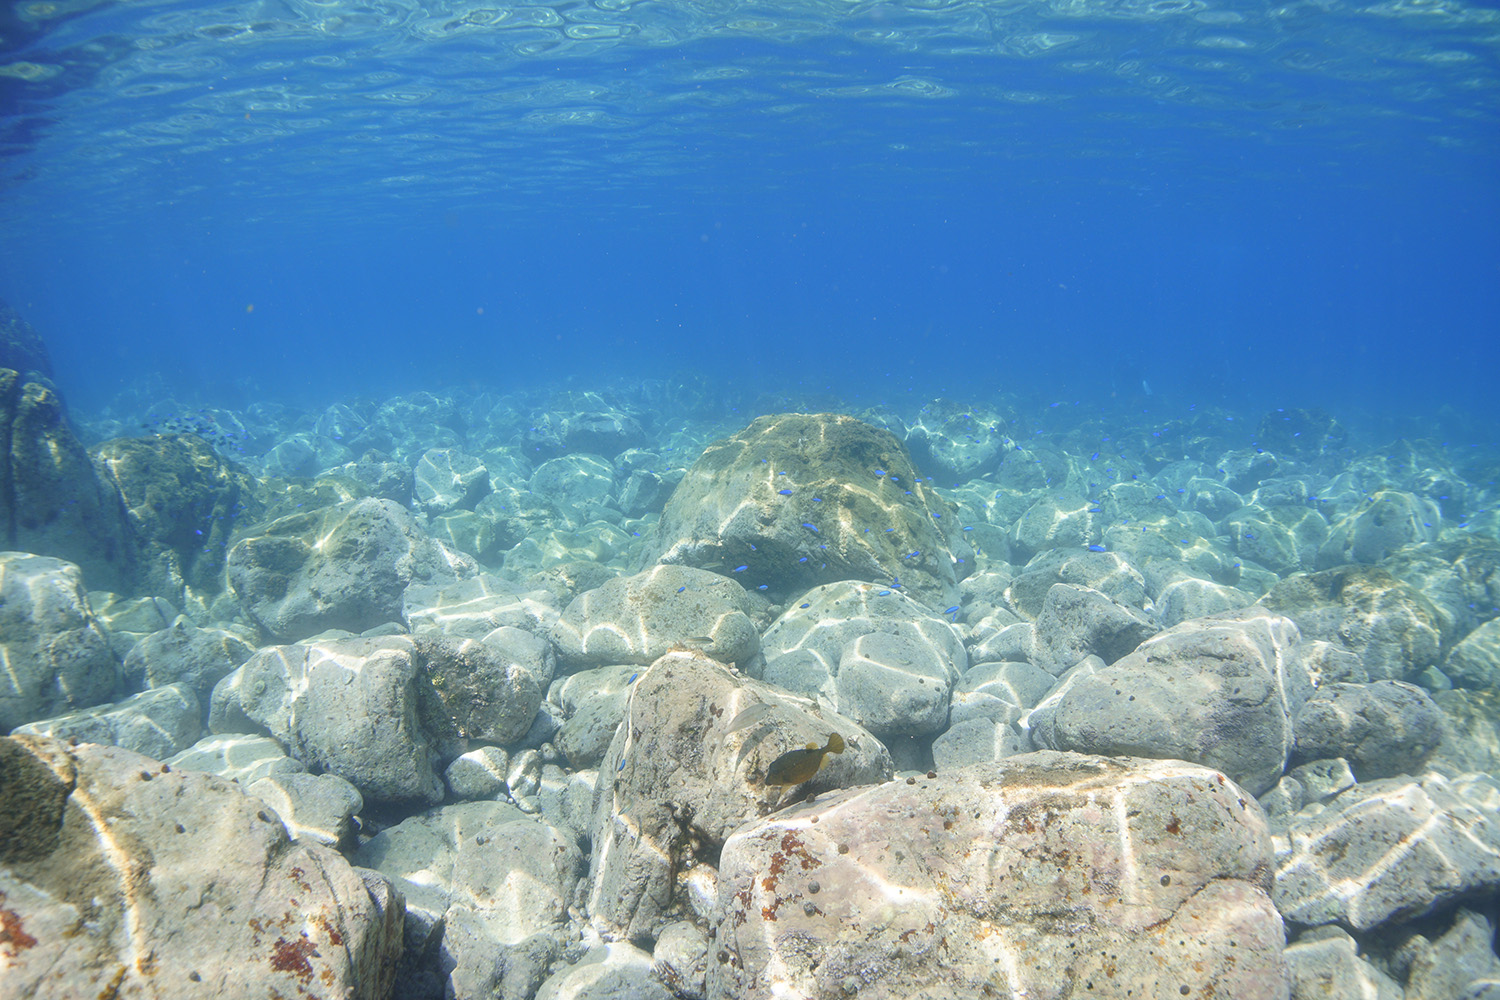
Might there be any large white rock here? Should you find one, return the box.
[0,735,403,1000]
[711,750,1288,1000]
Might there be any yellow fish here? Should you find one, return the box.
[764,733,845,786]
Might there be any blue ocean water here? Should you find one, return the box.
[0,0,1496,424]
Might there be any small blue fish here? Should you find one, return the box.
[943,606,959,615]
[798,556,808,563]
[802,523,819,533]
[877,590,892,596]
[677,586,686,593]
[874,469,886,477]
[799,603,811,609]
[1088,544,1106,552]
[812,497,823,503]
[628,673,638,683]
[734,565,748,572]
[758,584,769,590]
[963,525,973,531]
[779,489,793,495]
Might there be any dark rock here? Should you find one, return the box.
[2,371,132,591]
[0,300,53,380]
[415,629,551,748]
[92,432,265,602]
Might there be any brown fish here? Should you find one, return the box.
[764,732,845,786]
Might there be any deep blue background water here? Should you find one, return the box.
[1,1,1496,427]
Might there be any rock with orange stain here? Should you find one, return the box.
[711,750,1289,1000]
[0,734,403,1000]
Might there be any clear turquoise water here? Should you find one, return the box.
[0,0,1495,421]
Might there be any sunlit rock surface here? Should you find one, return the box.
[711,751,1287,1000]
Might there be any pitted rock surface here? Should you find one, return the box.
[1317,489,1442,568]
[167,733,309,784]
[710,750,1287,1000]
[415,629,551,747]
[645,412,966,610]
[0,735,403,1000]
[93,430,264,600]
[120,615,257,699]
[1283,927,1403,1000]
[1445,617,1500,690]
[1029,582,1160,676]
[12,683,200,760]
[353,800,581,1000]
[1293,680,1444,780]
[1003,547,1149,620]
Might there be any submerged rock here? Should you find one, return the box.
[93,431,264,602]
[353,800,580,1000]
[0,735,404,1000]
[756,580,967,738]
[1261,565,1445,681]
[588,652,889,943]
[0,552,118,732]
[0,301,54,379]
[1030,608,1312,796]
[551,564,763,669]
[646,412,967,611]
[212,636,447,805]
[1273,770,1500,931]
[12,683,200,759]
[227,496,477,642]
[1317,489,1442,567]
[2,371,132,590]
[1292,680,1444,780]
[711,751,1287,1000]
